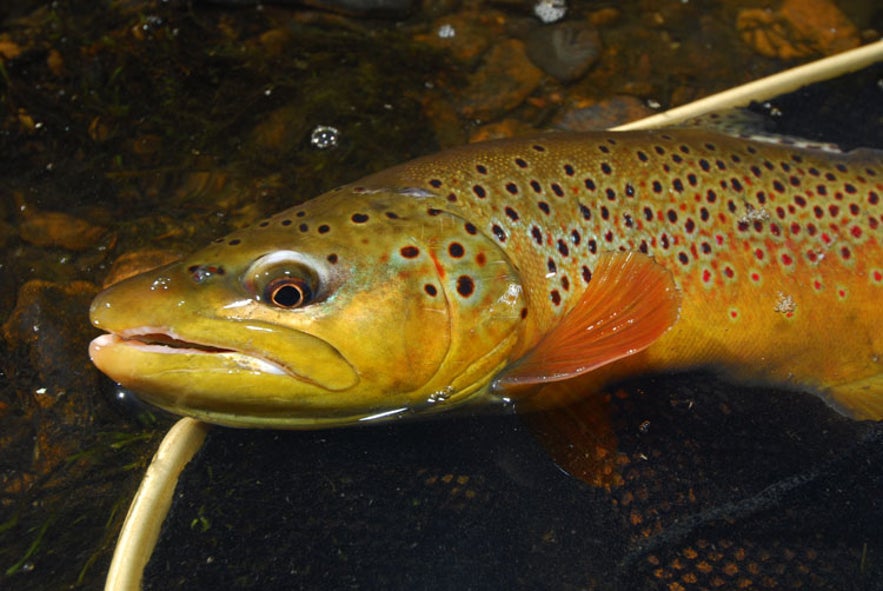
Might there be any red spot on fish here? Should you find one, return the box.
[429,251,446,279]
[476,252,487,266]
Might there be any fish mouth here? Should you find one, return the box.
[90,327,291,378]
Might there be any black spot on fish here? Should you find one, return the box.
[515,157,528,168]
[672,179,684,193]
[327,253,338,264]
[299,223,308,232]
[550,290,561,306]
[318,224,330,234]
[551,183,564,197]
[456,275,475,297]
[401,246,420,258]
[547,258,557,273]
[606,188,616,201]
[473,185,487,199]
[228,239,241,246]
[505,206,520,221]
[520,308,528,319]
[625,183,635,197]
[557,240,569,257]
[351,213,369,223]
[424,284,438,296]
[385,211,399,219]
[584,178,596,191]
[428,208,442,216]
[564,164,575,176]
[600,163,612,175]
[476,164,488,175]
[579,203,591,220]
[296,211,306,217]
[448,242,465,258]
[281,219,292,226]
[530,180,542,193]
[532,144,546,152]
[492,224,506,242]
[531,226,543,245]
[465,222,478,235]
[570,229,581,245]
[505,183,519,195]
[652,180,663,193]
[637,150,648,162]
[259,221,270,228]
[699,159,711,172]
[581,265,592,283]
[538,201,551,215]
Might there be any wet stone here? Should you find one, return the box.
[101,249,182,288]
[1,280,101,428]
[18,210,107,251]
[195,0,414,16]
[414,11,507,67]
[554,95,656,131]
[525,22,602,83]
[737,0,860,60]
[458,38,544,121]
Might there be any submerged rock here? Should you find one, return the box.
[18,210,108,251]
[458,38,544,121]
[525,21,602,83]
[195,0,414,16]
[737,0,860,60]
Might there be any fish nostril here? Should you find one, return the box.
[188,264,226,283]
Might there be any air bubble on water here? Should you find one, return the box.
[437,24,456,39]
[310,125,340,150]
[534,0,567,23]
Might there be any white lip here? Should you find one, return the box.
[89,331,288,376]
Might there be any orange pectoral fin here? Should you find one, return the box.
[493,252,680,390]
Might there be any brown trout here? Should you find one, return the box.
[89,128,883,427]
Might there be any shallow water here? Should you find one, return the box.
[0,1,881,589]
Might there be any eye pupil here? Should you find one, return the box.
[272,284,303,307]
[265,278,312,308]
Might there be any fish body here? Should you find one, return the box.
[89,129,883,427]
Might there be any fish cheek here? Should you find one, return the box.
[309,269,453,401]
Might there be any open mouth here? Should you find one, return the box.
[90,327,289,376]
[117,330,234,354]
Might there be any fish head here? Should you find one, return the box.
[89,188,527,427]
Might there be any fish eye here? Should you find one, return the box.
[264,276,312,308]
[246,252,323,310]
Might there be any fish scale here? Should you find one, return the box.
[88,128,883,427]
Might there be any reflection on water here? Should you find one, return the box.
[0,1,881,589]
